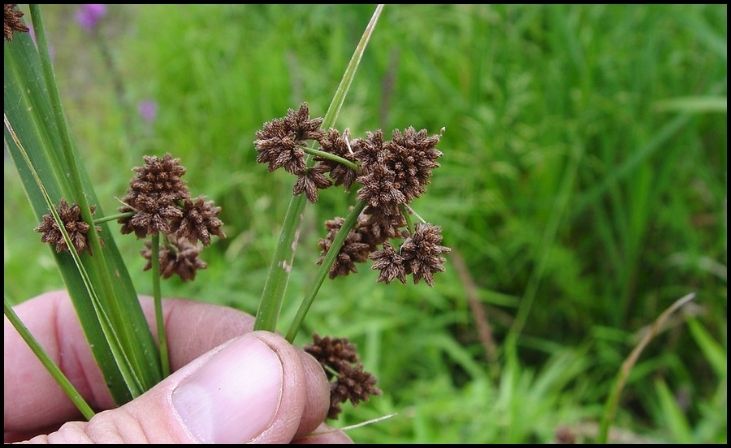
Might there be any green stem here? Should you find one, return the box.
[30,4,157,397]
[151,233,170,377]
[93,212,134,225]
[401,205,414,234]
[285,200,367,342]
[254,5,384,332]
[254,195,307,331]
[322,5,385,128]
[4,297,95,420]
[303,147,359,171]
[5,116,144,397]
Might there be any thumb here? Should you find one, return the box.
[25,331,331,444]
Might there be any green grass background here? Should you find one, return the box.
[4,4,727,443]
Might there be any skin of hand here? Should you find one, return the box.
[4,291,352,444]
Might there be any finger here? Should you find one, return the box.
[22,332,329,444]
[294,350,331,438]
[293,423,354,444]
[4,290,254,434]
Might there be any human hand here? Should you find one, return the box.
[4,291,352,444]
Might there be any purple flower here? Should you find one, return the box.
[75,4,107,32]
[138,100,158,123]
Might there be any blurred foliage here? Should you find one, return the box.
[4,4,727,443]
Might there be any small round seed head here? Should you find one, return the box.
[118,195,183,238]
[359,206,407,245]
[352,130,386,171]
[305,334,380,420]
[370,242,407,284]
[173,196,225,246]
[283,103,324,141]
[328,363,381,419]
[129,153,189,204]
[35,200,100,254]
[400,223,451,286]
[254,132,306,174]
[356,162,406,210]
[4,4,28,41]
[304,334,359,376]
[118,153,191,238]
[142,236,207,282]
[293,164,332,203]
[317,215,374,279]
[254,103,323,174]
[385,127,442,202]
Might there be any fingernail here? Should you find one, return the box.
[172,335,283,443]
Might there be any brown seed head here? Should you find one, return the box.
[119,153,190,238]
[173,196,225,246]
[401,223,451,286]
[304,334,358,375]
[356,162,406,210]
[254,103,323,175]
[352,130,386,170]
[305,334,380,420]
[370,242,407,284]
[384,127,442,202]
[142,236,207,282]
[293,164,332,203]
[4,4,28,41]
[317,215,374,279]
[35,200,100,254]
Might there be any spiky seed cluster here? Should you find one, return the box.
[317,217,373,278]
[305,334,380,419]
[141,237,207,282]
[400,223,451,286]
[254,103,323,175]
[369,242,406,284]
[354,127,441,215]
[254,103,450,285]
[174,197,226,246]
[293,165,331,203]
[387,127,442,202]
[4,4,28,41]
[35,200,100,254]
[119,153,224,281]
[119,154,189,238]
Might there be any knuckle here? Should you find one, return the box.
[46,421,91,444]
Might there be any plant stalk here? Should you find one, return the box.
[4,297,95,420]
[93,211,134,225]
[150,232,170,377]
[302,146,359,171]
[285,200,367,342]
[254,5,384,332]
[401,205,414,234]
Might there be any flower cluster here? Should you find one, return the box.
[35,199,101,255]
[305,334,380,419]
[119,154,224,281]
[141,236,207,282]
[4,4,28,41]
[254,103,450,286]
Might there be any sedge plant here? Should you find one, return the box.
[4,3,451,423]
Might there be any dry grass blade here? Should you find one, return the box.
[451,250,498,366]
[598,292,697,443]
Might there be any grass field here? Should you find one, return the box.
[4,4,727,443]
